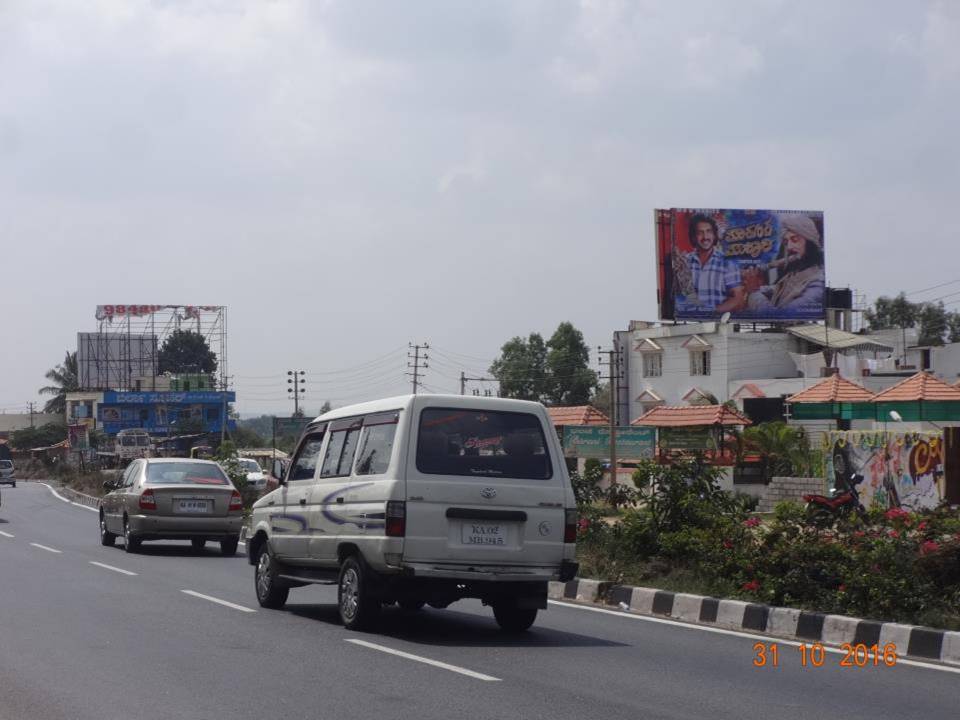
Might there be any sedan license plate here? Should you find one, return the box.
[461,522,506,546]
[177,499,212,514]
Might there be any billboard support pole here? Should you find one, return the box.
[598,346,618,487]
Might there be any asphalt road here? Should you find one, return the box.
[1,481,957,720]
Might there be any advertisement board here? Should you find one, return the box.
[562,426,655,459]
[659,427,716,451]
[656,208,825,322]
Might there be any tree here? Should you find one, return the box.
[10,422,67,450]
[544,322,597,405]
[590,381,611,418]
[39,351,79,414]
[232,425,266,448]
[157,330,218,375]
[865,293,919,331]
[489,333,549,401]
[742,422,816,482]
[918,302,948,346]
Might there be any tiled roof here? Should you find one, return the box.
[870,372,960,402]
[786,375,876,403]
[546,405,610,427]
[631,405,752,427]
[731,383,766,399]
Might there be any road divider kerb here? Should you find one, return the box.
[33,481,99,513]
[549,579,960,668]
[0,530,14,538]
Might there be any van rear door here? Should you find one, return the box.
[402,405,569,567]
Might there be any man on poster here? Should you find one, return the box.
[674,214,745,315]
[743,214,825,314]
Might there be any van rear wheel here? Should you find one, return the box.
[338,555,381,631]
[492,604,537,633]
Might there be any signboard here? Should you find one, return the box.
[273,416,311,438]
[102,391,234,404]
[656,208,825,322]
[659,427,716,451]
[95,305,221,321]
[562,426,655,459]
[68,424,89,450]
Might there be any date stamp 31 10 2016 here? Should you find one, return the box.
[753,642,898,669]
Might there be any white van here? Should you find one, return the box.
[244,394,578,632]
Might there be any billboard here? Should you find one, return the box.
[562,426,655,459]
[77,332,158,390]
[656,208,825,322]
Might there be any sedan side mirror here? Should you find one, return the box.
[103,479,117,490]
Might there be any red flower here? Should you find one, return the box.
[742,580,761,593]
[920,541,940,555]
[888,529,900,539]
[743,517,762,528]
[853,531,866,538]
[723,540,733,549]
[838,584,847,592]
[577,518,590,533]
[884,508,910,521]
[917,521,928,532]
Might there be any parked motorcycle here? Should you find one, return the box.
[803,473,867,526]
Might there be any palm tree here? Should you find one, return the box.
[39,351,79,415]
[743,421,814,482]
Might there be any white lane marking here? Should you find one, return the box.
[30,543,62,554]
[36,482,98,513]
[548,600,960,676]
[89,561,138,576]
[0,530,14,538]
[345,639,501,682]
[181,590,256,613]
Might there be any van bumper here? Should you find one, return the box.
[400,562,565,582]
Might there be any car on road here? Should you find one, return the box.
[98,457,244,556]
[245,394,578,633]
[237,457,268,491]
[0,459,15,487]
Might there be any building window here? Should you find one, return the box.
[642,353,662,378]
[690,350,711,376]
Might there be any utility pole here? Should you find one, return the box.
[460,371,496,395]
[220,375,233,444]
[598,345,624,487]
[27,402,36,427]
[407,343,429,394]
[287,370,306,416]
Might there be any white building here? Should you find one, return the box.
[612,320,912,427]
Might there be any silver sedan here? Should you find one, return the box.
[99,458,244,556]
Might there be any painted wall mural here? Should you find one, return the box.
[824,431,944,511]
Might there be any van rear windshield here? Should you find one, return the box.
[416,408,553,480]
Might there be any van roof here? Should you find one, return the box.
[311,394,548,424]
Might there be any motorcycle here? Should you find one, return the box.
[803,472,867,526]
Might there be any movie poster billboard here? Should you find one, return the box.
[655,208,825,322]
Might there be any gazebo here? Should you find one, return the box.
[632,404,752,463]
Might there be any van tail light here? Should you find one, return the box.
[564,508,577,543]
[385,501,406,537]
[139,489,156,511]
[229,490,243,512]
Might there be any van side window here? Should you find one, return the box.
[288,431,326,482]
[355,413,399,475]
[320,417,363,478]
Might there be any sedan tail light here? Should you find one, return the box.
[385,500,406,537]
[229,490,243,511]
[564,508,577,543]
[139,489,156,510]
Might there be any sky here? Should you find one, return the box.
[1,0,959,417]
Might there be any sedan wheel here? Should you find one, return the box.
[220,537,239,557]
[123,519,141,553]
[254,544,288,609]
[191,538,207,553]
[99,515,116,547]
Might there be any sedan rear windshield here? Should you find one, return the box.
[146,462,230,485]
[416,408,553,480]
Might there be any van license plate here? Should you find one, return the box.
[461,523,506,546]
[177,499,211,514]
